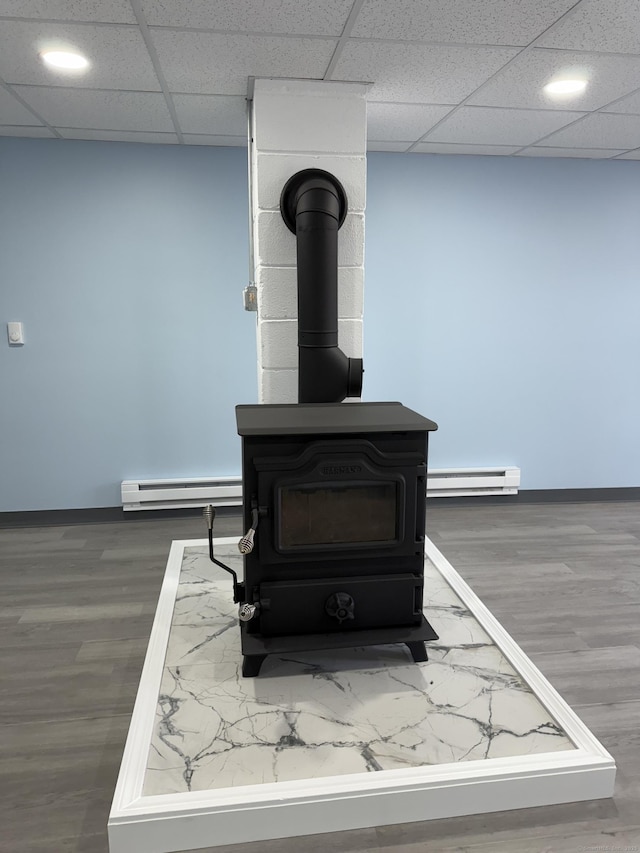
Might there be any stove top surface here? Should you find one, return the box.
[236,401,438,436]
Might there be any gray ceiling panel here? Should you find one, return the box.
[425,106,584,146]
[150,30,337,95]
[540,111,640,148]
[15,86,174,131]
[0,20,159,90]
[332,41,519,103]
[538,0,640,55]
[353,0,578,47]
[172,94,247,135]
[0,85,43,124]
[0,0,136,23]
[468,48,640,112]
[141,0,352,36]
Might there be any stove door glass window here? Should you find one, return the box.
[279,481,397,548]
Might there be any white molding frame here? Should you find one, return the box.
[108,538,615,853]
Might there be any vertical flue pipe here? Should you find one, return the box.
[280,169,363,403]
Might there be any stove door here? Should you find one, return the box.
[253,439,426,565]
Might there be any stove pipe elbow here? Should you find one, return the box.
[280,169,363,404]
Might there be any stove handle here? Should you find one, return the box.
[238,507,260,555]
[203,505,244,603]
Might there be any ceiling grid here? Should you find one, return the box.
[0,0,639,158]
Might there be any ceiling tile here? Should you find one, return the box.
[427,106,583,145]
[0,0,136,24]
[367,102,454,141]
[352,0,577,46]
[411,142,519,155]
[172,94,246,135]
[14,87,174,131]
[332,41,518,103]
[0,85,42,124]
[0,20,160,90]
[142,0,352,36]
[541,112,640,148]
[516,146,625,157]
[59,128,178,143]
[613,148,640,159]
[603,88,640,114]
[468,48,640,112]
[538,0,640,54]
[183,134,246,146]
[0,1,136,22]
[0,124,54,136]
[367,140,412,151]
[151,30,337,95]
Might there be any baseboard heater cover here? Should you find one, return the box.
[427,466,521,498]
[121,467,520,511]
[121,477,243,512]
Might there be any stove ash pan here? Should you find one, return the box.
[235,402,439,677]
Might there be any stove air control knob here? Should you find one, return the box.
[239,603,258,622]
[325,592,355,624]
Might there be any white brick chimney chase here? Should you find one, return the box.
[249,79,368,404]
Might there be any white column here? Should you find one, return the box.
[249,79,368,404]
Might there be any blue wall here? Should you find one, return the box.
[1,140,639,510]
[364,153,640,489]
[0,138,256,511]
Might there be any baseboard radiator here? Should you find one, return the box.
[121,467,520,511]
[426,466,520,498]
[121,477,243,512]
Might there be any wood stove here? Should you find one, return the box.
[234,401,439,676]
[202,167,439,676]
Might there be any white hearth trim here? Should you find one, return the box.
[108,537,614,853]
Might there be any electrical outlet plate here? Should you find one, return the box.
[243,285,258,312]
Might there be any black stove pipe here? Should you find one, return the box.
[280,169,363,403]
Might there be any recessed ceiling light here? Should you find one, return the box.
[544,79,587,96]
[41,50,89,70]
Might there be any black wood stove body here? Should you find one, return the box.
[202,167,439,675]
[235,401,439,676]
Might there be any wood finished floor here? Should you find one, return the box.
[1,502,639,853]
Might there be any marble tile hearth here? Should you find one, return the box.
[108,538,614,853]
[144,544,574,796]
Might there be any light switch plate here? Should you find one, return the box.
[7,322,24,345]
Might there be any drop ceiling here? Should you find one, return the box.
[1,0,640,158]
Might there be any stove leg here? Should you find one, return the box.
[406,641,428,663]
[242,654,267,677]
